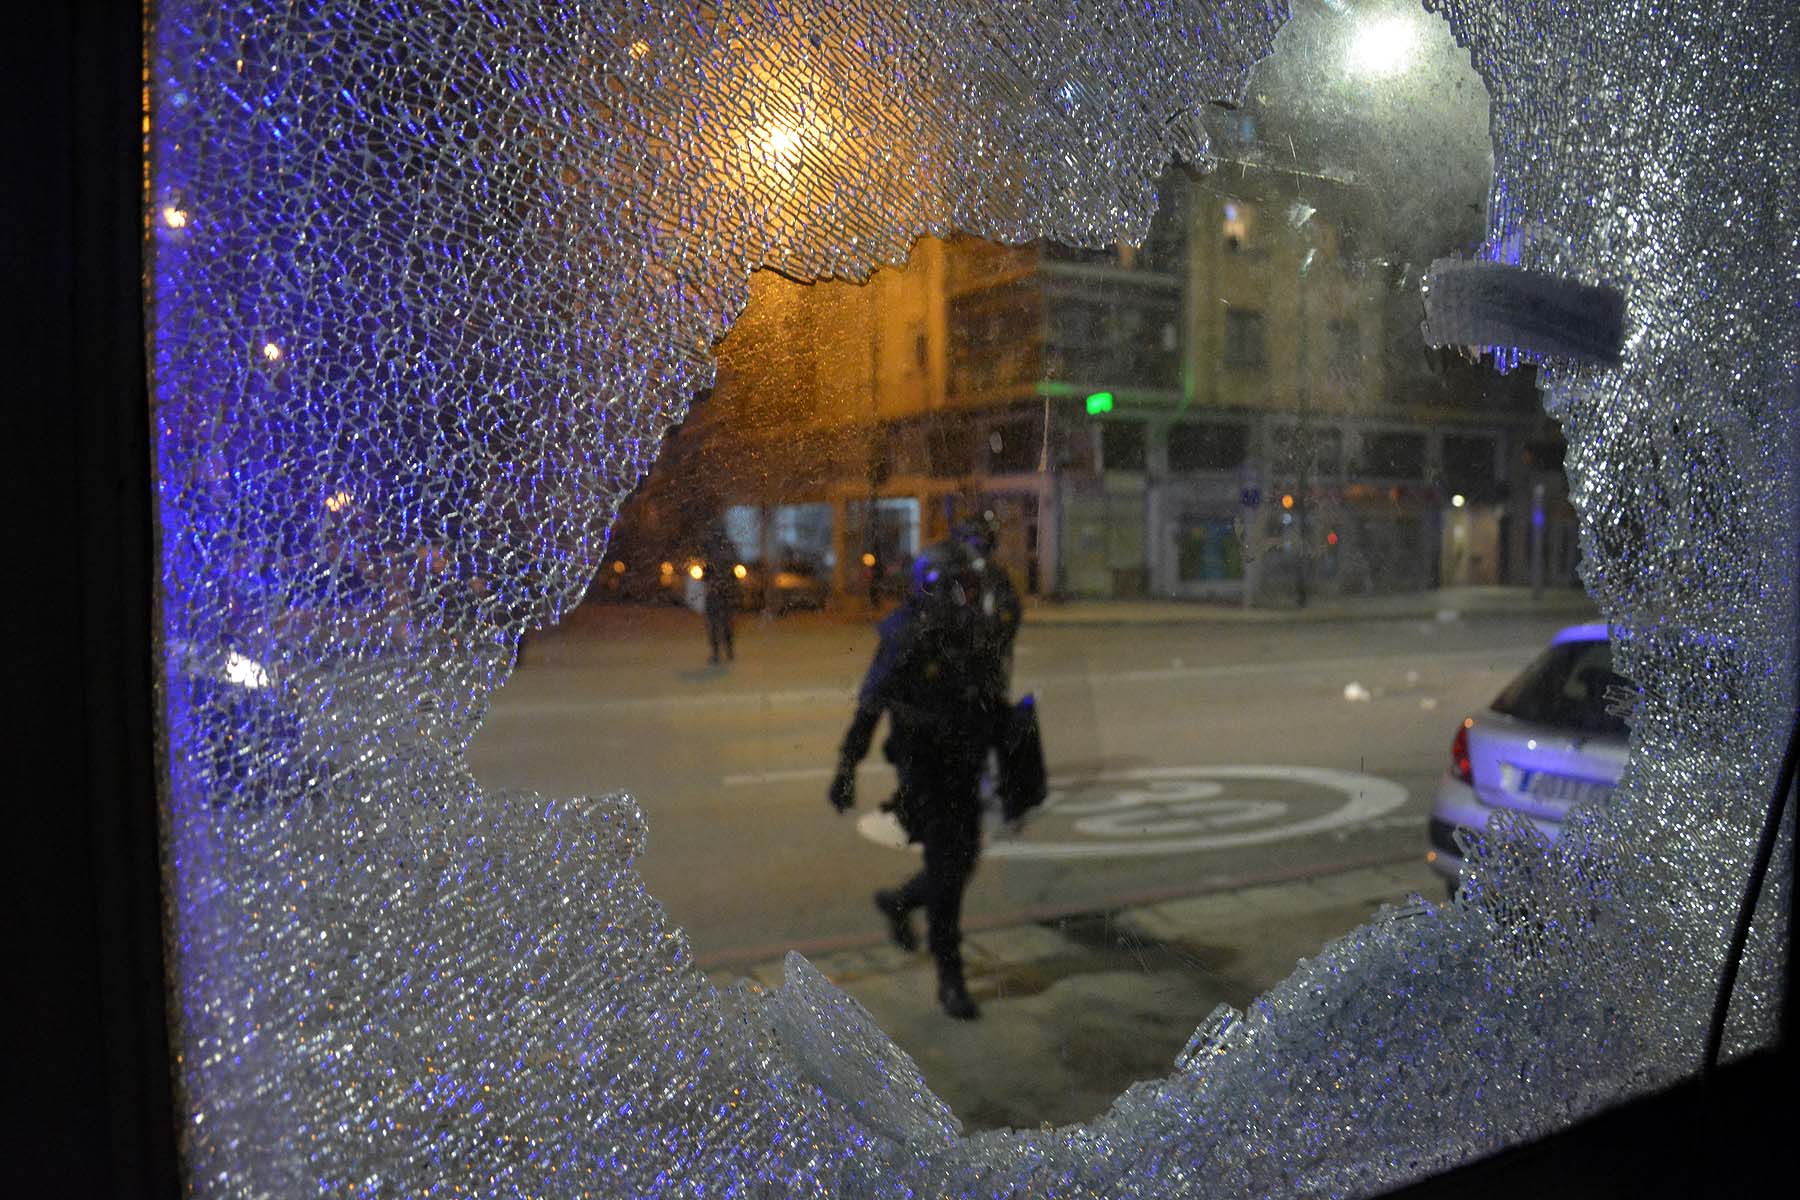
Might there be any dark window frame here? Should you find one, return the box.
[1361,429,1427,479]
[16,3,181,1196]
[1167,421,1249,472]
[1224,307,1267,369]
[1101,418,1149,472]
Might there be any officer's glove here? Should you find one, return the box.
[828,768,856,814]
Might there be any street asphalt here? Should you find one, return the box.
[476,586,1597,1134]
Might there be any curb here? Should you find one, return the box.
[1020,596,1597,627]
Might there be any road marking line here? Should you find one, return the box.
[723,763,898,787]
[492,645,1531,718]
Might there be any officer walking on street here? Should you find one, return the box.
[829,537,1007,1019]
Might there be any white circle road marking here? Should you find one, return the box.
[854,765,1408,859]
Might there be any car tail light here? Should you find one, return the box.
[1450,718,1474,784]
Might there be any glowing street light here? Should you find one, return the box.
[223,651,270,690]
[1451,493,1467,508]
[161,205,189,229]
[766,125,800,157]
[1347,17,1417,77]
[761,122,809,177]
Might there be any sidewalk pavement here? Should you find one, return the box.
[707,857,1444,1133]
[1018,585,1598,626]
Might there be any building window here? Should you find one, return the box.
[1222,200,1251,252]
[1102,420,1147,472]
[1167,422,1248,472]
[1045,288,1181,390]
[1274,423,1344,477]
[1362,430,1426,479]
[1224,308,1266,369]
[1330,317,1360,364]
[988,416,1043,474]
[948,278,1043,399]
[927,421,975,478]
[1442,433,1498,494]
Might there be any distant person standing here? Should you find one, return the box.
[700,533,739,664]
[828,539,1007,1019]
[865,545,884,610]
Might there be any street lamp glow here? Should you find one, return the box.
[1348,17,1417,76]
[733,563,748,579]
[223,651,270,690]
[1451,493,1467,508]
[161,205,189,229]
[688,563,705,581]
[261,341,283,362]
[765,124,802,163]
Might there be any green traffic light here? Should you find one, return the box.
[1085,391,1114,414]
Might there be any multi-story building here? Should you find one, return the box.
[611,168,1581,606]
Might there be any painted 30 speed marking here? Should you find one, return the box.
[856,765,1408,859]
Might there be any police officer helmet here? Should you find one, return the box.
[908,540,976,611]
[952,512,999,560]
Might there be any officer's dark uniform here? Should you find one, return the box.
[830,540,1004,1019]
[955,514,1022,694]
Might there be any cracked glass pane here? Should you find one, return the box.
[150,0,1792,1196]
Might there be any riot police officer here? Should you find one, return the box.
[829,538,1005,1019]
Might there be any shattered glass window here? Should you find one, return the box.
[150,0,1792,1196]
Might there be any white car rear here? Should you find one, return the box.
[1427,624,1631,892]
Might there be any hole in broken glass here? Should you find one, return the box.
[461,0,1576,1132]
